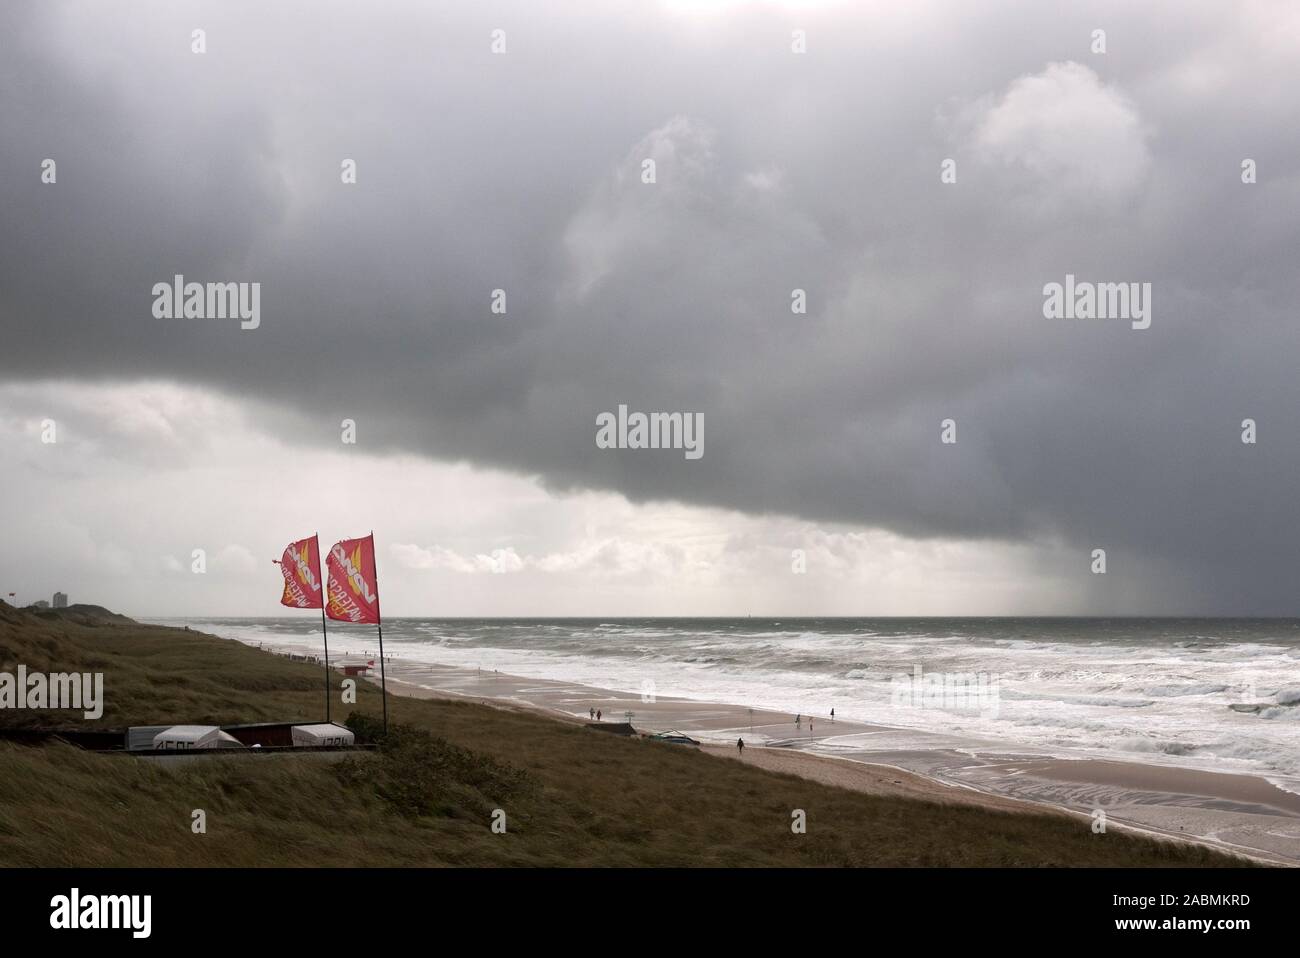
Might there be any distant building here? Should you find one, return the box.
[32,600,50,609]
[52,592,68,609]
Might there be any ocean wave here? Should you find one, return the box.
[1259,707,1299,721]
[182,616,1300,779]
[1135,683,1229,697]
[1112,737,1198,757]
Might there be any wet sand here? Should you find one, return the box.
[264,644,1300,864]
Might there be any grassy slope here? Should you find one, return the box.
[0,603,1244,867]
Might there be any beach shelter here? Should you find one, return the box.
[151,725,245,750]
[291,722,356,747]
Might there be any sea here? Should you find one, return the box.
[154,617,1300,786]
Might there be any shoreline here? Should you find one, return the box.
[238,634,1299,865]
[378,670,1296,866]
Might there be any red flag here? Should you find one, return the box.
[326,534,380,624]
[277,536,324,609]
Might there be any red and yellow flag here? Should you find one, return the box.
[326,534,380,624]
[277,535,324,609]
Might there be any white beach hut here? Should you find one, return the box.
[151,725,245,750]
[291,723,355,747]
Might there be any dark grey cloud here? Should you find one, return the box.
[3,1,1300,612]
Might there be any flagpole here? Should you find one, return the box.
[372,531,388,734]
[317,533,330,724]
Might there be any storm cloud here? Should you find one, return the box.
[3,1,1300,613]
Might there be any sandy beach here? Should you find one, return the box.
[259,644,1300,865]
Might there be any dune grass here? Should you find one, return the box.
[0,604,1247,867]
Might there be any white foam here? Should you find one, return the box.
[162,617,1300,781]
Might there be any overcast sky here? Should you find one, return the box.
[3,0,1299,617]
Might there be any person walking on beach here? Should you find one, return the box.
[736,737,744,754]
[831,708,835,722]
[795,713,801,728]
[596,709,602,721]
[589,708,594,720]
